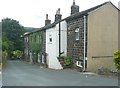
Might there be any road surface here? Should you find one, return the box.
[2,60,118,86]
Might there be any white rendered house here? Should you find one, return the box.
[46,20,67,69]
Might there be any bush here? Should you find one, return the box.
[113,50,120,70]
[12,50,23,60]
[57,56,72,68]
[64,56,71,66]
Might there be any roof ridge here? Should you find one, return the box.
[24,1,118,35]
[66,1,115,21]
[80,1,109,13]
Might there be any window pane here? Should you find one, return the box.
[49,38,52,42]
[75,28,79,40]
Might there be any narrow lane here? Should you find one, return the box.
[2,60,118,86]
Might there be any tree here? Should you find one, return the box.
[2,18,25,58]
[2,32,14,51]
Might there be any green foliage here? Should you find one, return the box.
[2,38,14,51]
[2,18,25,50]
[58,56,71,68]
[13,50,23,59]
[64,56,71,65]
[31,43,40,53]
[2,18,25,58]
[113,50,120,70]
[28,32,43,60]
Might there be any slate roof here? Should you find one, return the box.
[66,1,109,21]
[24,1,119,36]
[66,1,120,21]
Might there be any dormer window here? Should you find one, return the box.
[75,28,79,40]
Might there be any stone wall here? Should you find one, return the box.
[67,16,87,66]
[43,30,46,53]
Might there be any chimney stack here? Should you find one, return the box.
[71,0,79,15]
[45,14,51,26]
[55,8,62,22]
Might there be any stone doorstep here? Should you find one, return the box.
[80,72,98,76]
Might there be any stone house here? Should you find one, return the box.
[24,10,67,69]
[87,2,120,72]
[66,1,120,72]
[23,1,120,72]
[24,29,44,64]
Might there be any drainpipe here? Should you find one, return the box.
[83,16,86,72]
[59,21,61,57]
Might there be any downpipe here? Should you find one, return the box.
[83,16,86,72]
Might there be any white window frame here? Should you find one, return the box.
[49,38,52,43]
[24,37,28,43]
[26,37,28,42]
[75,28,79,40]
[76,61,82,67]
[48,34,52,43]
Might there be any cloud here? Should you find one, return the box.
[0,0,119,27]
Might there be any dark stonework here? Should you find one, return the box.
[45,14,51,26]
[45,20,51,26]
[55,14,62,22]
[67,16,87,66]
[43,30,46,53]
[24,35,30,62]
[71,1,79,15]
[55,8,62,22]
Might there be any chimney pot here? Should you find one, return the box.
[56,8,60,14]
[73,0,75,5]
[46,14,48,20]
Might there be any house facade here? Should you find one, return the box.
[66,1,120,72]
[46,20,67,69]
[24,30,45,64]
[24,10,67,69]
[87,2,120,72]
[23,1,120,72]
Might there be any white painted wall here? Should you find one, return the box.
[59,21,67,57]
[46,20,67,69]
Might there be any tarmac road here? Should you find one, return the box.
[2,60,118,86]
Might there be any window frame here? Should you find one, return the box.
[75,28,80,40]
[49,38,52,43]
[48,34,52,44]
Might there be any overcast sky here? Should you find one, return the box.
[0,0,119,28]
